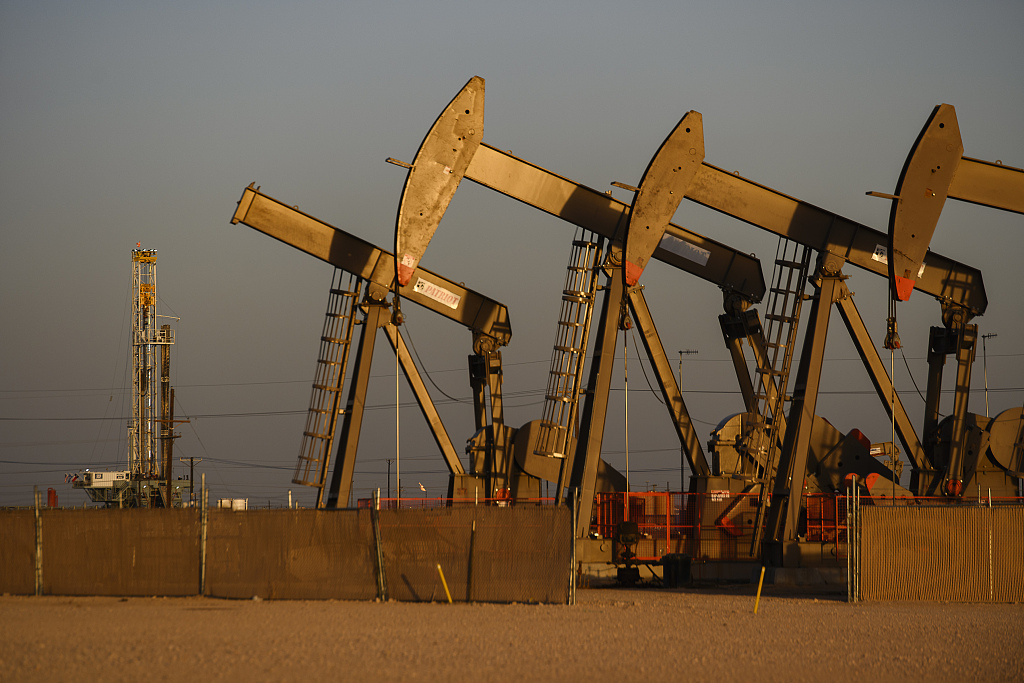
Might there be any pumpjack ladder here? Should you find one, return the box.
[747,238,811,553]
[536,233,604,462]
[292,270,362,507]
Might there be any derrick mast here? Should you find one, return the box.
[130,247,161,478]
[72,246,182,507]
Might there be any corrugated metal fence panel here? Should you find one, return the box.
[0,511,35,594]
[861,505,1024,602]
[0,506,572,602]
[41,509,201,596]
[378,506,571,604]
[993,507,1024,603]
[205,509,377,601]
[465,506,571,603]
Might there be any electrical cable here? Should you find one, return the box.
[401,320,469,404]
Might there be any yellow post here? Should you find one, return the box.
[749,565,765,614]
[436,563,453,604]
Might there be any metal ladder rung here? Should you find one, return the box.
[307,407,343,415]
[312,383,345,392]
[553,344,584,354]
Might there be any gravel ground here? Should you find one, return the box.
[2,586,1021,682]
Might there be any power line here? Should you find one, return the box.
[5,351,1019,396]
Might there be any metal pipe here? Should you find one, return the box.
[982,333,997,417]
[436,564,453,604]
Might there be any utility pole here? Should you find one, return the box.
[179,455,202,505]
[982,333,997,417]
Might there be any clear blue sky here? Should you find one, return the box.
[2,1,1022,507]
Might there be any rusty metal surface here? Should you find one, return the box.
[887,104,964,301]
[395,76,484,286]
[377,506,571,603]
[205,509,377,600]
[624,111,705,286]
[40,509,200,596]
[859,505,1024,602]
[0,511,35,595]
[0,507,571,604]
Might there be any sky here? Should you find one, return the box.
[2,0,1022,508]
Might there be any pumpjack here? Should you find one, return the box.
[388,78,785,541]
[231,186,512,507]
[386,79,1023,567]
[655,101,1024,564]
[877,103,1024,500]
[233,78,1022,572]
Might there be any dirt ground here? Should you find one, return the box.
[1,586,1021,682]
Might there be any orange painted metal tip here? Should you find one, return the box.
[894,276,915,302]
[397,263,415,287]
[624,261,644,287]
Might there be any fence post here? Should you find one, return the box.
[665,491,670,557]
[845,490,850,603]
[34,486,42,596]
[200,474,208,596]
[371,488,389,601]
[988,505,994,602]
[570,488,578,606]
[847,476,859,603]
[467,519,476,602]
[853,479,860,602]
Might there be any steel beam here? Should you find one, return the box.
[719,311,759,413]
[682,162,988,316]
[945,324,977,495]
[570,263,626,538]
[627,287,711,478]
[232,185,512,347]
[949,156,1024,215]
[834,285,929,472]
[381,323,464,476]
[465,144,766,303]
[325,301,390,508]
[765,262,845,551]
